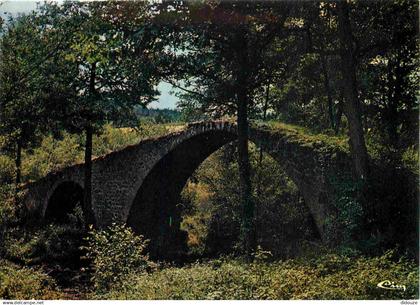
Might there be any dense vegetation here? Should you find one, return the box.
[0,0,418,300]
[1,220,418,300]
[99,250,418,300]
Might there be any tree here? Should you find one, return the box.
[0,13,61,193]
[161,1,293,257]
[41,2,161,224]
[335,0,370,181]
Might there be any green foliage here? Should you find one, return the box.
[39,1,161,135]
[82,223,154,293]
[0,12,54,156]
[0,123,173,183]
[137,120,172,139]
[135,108,182,123]
[272,52,339,132]
[0,260,63,299]
[22,132,84,181]
[0,0,416,300]
[92,125,142,156]
[180,181,214,255]
[263,121,349,153]
[99,251,418,300]
[401,145,419,174]
[0,186,17,256]
[2,204,86,265]
[325,174,364,247]
[29,225,85,265]
[0,154,14,184]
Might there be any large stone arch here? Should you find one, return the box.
[124,122,344,257]
[126,127,237,258]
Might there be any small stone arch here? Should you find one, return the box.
[44,181,84,223]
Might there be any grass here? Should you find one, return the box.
[1,230,418,300]
[259,120,419,172]
[261,120,350,152]
[96,250,418,300]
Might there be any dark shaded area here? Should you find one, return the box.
[127,130,236,260]
[364,164,419,259]
[37,182,89,278]
[45,181,84,223]
[204,206,321,259]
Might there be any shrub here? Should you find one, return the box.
[22,133,84,182]
[0,259,63,299]
[0,186,17,257]
[401,145,418,174]
[83,223,154,293]
[325,173,364,248]
[0,154,15,184]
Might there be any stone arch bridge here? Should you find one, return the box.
[22,121,352,257]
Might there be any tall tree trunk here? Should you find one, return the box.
[235,30,254,258]
[84,62,97,226]
[336,1,369,180]
[84,123,94,226]
[320,53,335,130]
[334,98,344,135]
[255,81,270,247]
[14,137,22,200]
[258,81,270,166]
[237,90,253,258]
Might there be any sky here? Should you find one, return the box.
[0,1,179,109]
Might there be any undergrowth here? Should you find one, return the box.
[96,249,418,300]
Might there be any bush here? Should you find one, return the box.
[401,145,419,174]
[3,224,86,265]
[0,259,63,299]
[0,186,17,257]
[2,204,86,265]
[83,223,154,293]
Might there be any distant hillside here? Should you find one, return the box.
[135,107,182,123]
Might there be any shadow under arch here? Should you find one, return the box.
[127,128,320,259]
[45,181,84,223]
